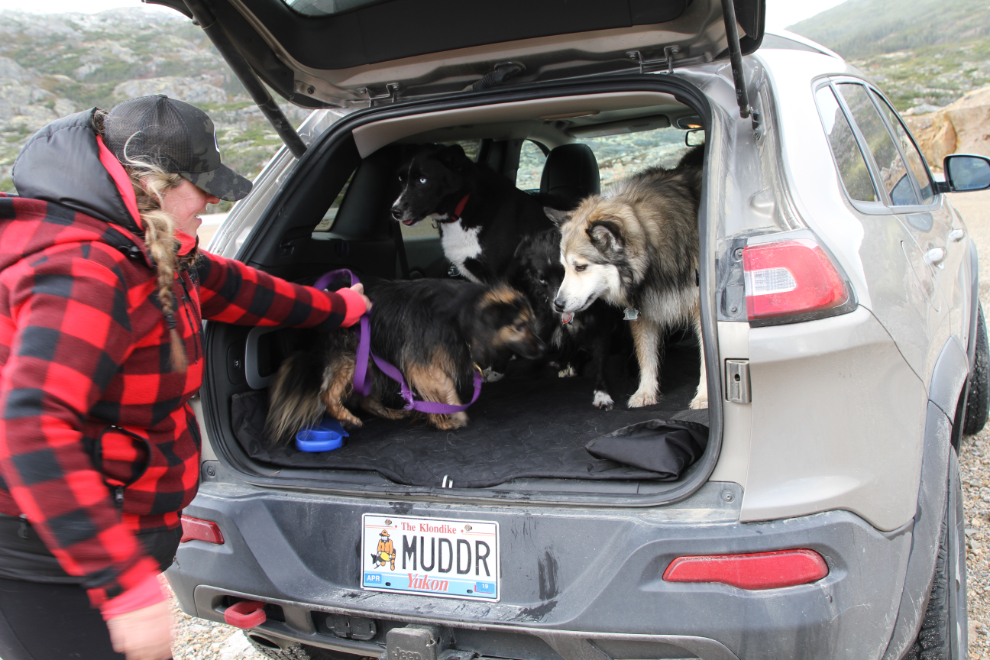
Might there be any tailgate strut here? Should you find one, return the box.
[720,0,754,121]
[182,0,307,159]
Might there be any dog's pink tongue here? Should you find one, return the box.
[561,313,573,325]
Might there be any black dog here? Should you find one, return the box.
[511,228,627,410]
[266,279,546,441]
[390,144,554,284]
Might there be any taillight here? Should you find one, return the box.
[180,515,224,544]
[663,549,829,590]
[743,239,850,321]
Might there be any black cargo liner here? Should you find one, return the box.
[230,338,708,488]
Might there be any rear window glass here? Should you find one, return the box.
[516,140,548,191]
[815,86,878,203]
[455,140,482,162]
[573,126,694,188]
[837,83,918,206]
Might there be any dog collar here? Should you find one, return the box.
[437,194,470,224]
[623,308,640,321]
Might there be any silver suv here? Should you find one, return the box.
[156,1,990,658]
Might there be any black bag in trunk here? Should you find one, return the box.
[585,417,708,479]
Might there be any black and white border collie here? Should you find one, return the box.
[390,143,554,284]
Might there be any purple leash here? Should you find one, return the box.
[369,354,484,414]
[314,269,372,397]
[314,269,482,414]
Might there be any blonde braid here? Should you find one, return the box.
[139,199,188,372]
[93,109,191,372]
[123,157,189,372]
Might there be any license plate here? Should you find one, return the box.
[361,514,499,601]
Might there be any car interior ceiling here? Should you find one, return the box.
[209,97,712,493]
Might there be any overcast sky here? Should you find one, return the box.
[0,0,849,31]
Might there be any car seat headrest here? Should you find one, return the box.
[539,143,601,209]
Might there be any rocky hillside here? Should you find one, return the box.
[4,1,989,199]
[903,86,990,168]
[0,7,307,201]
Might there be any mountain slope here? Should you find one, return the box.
[787,0,990,111]
[4,2,989,195]
[787,0,990,60]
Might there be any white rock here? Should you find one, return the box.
[0,57,31,84]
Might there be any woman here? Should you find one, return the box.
[0,95,370,660]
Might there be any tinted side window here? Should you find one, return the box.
[837,83,919,206]
[870,90,934,204]
[516,140,547,191]
[815,86,877,202]
[314,171,354,232]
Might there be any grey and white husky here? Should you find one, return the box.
[550,147,707,409]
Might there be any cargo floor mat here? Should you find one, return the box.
[230,343,709,488]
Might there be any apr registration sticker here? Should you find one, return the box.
[361,514,499,601]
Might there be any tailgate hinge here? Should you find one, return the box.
[626,46,680,75]
[358,82,401,105]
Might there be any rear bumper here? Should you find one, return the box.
[168,477,914,660]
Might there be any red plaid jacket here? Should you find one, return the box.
[0,192,355,606]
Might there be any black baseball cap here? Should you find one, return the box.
[103,95,252,202]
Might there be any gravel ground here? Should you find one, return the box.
[168,192,990,659]
[162,577,261,659]
[952,189,990,658]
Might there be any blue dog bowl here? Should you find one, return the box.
[295,419,349,452]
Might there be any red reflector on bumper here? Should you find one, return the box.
[663,549,828,590]
[180,515,224,544]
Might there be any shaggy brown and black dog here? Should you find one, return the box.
[265,279,545,443]
[551,147,706,409]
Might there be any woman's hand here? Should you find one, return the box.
[350,283,373,313]
[106,600,173,660]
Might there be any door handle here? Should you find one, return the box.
[924,247,946,266]
[949,228,965,242]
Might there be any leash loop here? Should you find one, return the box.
[314,269,373,397]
